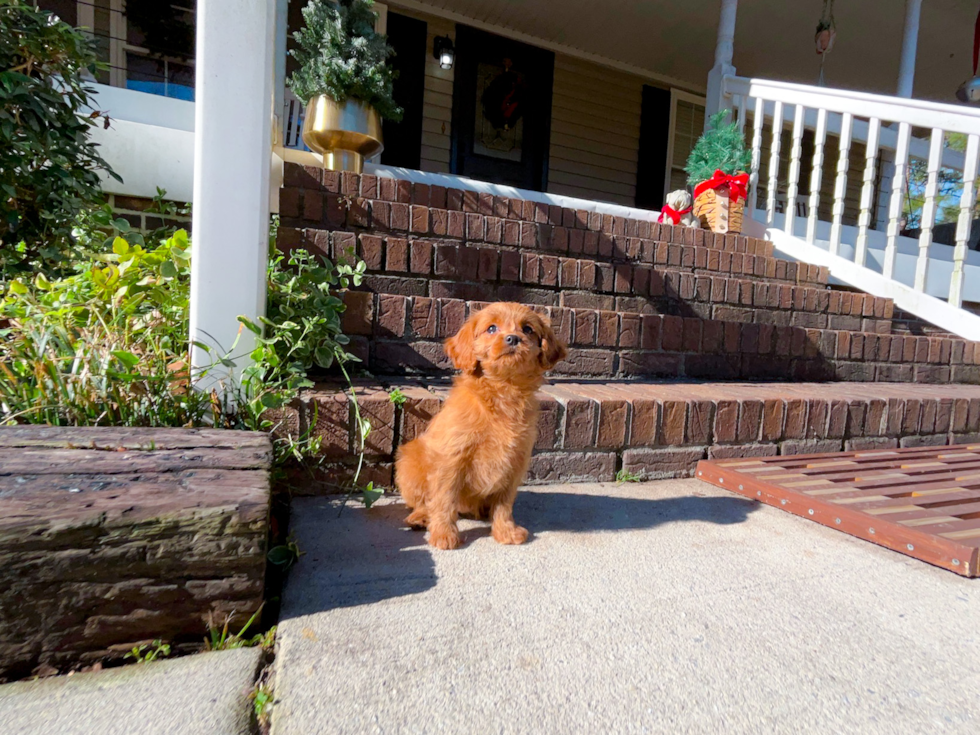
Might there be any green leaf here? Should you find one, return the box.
[112,217,132,233]
[111,350,139,370]
[112,237,130,256]
[160,260,178,279]
[238,316,262,335]
[362,482,383,509]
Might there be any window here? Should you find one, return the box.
[74,1,196,100]
[664,90,706,195]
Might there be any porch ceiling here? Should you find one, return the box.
[392,0,980,103]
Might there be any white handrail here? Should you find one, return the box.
[724,74,980,341]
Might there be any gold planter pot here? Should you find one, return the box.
[301,96,383,173]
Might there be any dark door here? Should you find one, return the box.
[381,12,427,169]
[635,85,671,210]
[450,25,554,190]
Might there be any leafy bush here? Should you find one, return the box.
[685,110,752,187]
[0,1,120,278]
[0,217,367,475]
[288,0,403,121]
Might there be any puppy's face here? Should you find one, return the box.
[444,302,567,379]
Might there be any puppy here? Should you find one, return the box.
[395,302,567,550]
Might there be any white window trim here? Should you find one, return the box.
[664,88,707,196]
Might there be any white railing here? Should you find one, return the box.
[723,75,980,340]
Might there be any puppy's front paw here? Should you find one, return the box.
[405,509,428,530]
[492,523,529,545]
[428,525,461,550]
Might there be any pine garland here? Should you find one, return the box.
[288,0,403,122]
[685,110,751,187]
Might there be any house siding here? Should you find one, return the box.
[419,16,455,174]
[547,55,644,205]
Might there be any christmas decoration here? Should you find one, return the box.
[658,190,700,228]
[288,0,402,122]
[815,0,836,85]
[685,110,752,234]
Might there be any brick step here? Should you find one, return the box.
[279,216,828,290]
[334,236,893,333]
[282,378,980,491]
[277,164,829,288]
[339,291,980,384]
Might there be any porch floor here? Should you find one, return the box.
[271,479,980,734]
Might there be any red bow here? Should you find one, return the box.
[694,170,750,204]
[658,204,692,225]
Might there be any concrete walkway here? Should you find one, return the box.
[273,479,980,734]
[0,648,261,735]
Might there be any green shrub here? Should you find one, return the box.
[0,218,366,476]
[288,0,403,121]
[0,1,120,278]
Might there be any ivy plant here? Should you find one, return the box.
[0,1,120,278]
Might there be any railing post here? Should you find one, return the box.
[950,135,980,307]
[706,0,738,122]
[914,129,945,292]
[883,122,912,280]
[190,0,276,396]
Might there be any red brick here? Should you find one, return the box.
[410,240,432,274]
[662,315,684,352]
[597,312,618,347]
[737,400,763,442]
[620,313,641,348]
[713,400,738,443]
[597,398,629,448]
[688,401,714,445]
[629,400,660,446]
[341,291,373,335]
[660,401,687,445]
[410,205,430,234]
[761,399,784,441]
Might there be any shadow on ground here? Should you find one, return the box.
[515,490,760,535]
[284,488,759,618]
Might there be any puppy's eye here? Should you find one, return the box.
[487,324,497,334]
[522,324,534,336]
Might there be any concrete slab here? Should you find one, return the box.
[273,480,980,734]
[0,648,261,735]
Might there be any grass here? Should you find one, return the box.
[123,639,170,664]
[616,468,643,483]
[205,605,276,652]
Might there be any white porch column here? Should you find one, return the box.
[897,0,922,98]
[705,0,738,123]
[190,0,276,395]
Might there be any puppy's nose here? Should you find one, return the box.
[505,334,521,347]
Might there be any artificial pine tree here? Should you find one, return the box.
[288,0,403,122]
[684,110,751,187]
[684,110,752,234]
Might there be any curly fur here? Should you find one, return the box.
[395,303,567,550]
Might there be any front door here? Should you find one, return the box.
[450,25,554,191]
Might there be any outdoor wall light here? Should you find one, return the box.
[433,35,455,70]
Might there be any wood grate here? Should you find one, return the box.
[696,444,980,577]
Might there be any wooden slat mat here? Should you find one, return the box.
[696,444,980,577]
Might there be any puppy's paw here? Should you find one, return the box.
[428,525,461,550]
[405,509,428,530]
[492,523,529,545]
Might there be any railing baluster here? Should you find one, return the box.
[806,108,829,245]
[913,129,945,292]
[950,134,980,308]
[736,94,747,135]
[828,112,853,254]
[766,101,784,227]
[883,122,912,280]
[855,117,881,268]
[748,97,764,215]
[784,104,805,236]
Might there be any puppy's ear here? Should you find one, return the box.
[445,319,479,373]
[537,316,568,371]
